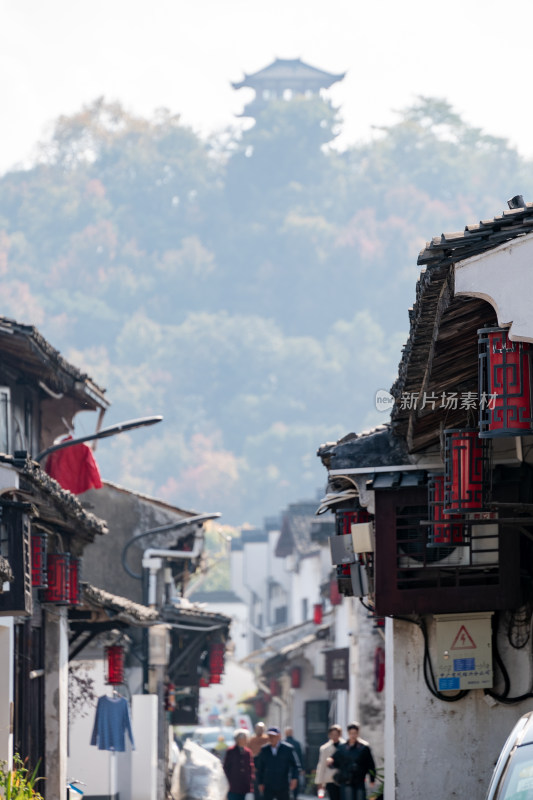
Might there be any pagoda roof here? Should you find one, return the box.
[232,58,345,90]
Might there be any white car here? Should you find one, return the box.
[190,726,235,757]
[486,711,533,799]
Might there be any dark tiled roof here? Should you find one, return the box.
[388,202,533,448]
[82,582,159,624]
[0,316,108,408]
[163,600,231,628]
[262,623,330,671]
[317,425,410,471]
[418,203,533,268]
[368,470,427,490]
[232,58,344,89]
[10,454,108,541]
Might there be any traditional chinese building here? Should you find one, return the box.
[232,57,345,118]
[318,197,533,799]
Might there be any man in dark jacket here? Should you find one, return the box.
[284,728,304,799]
[223,729,254,800]
[256,726,300,800]
[328,722,375,800]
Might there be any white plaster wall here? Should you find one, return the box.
[242,541,268,628]
[289,656,329,770]
[229,549,244,600]
[268,531,287,588]
[289,557,322,625]
[131,695,158,800]
[389,617,533,800]
[352,602,385,767]
[455,233,533,342]
[0,619,13,764]
[68,659,138,799]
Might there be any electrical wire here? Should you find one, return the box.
[390,614,469,702]
[507,599,533,650]
[359,597,374,613]
[484,610,533,705]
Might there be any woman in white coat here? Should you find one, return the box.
[315,725,345,800]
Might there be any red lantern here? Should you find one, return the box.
[428,474,465,545]
[106,645,125,685]
[479,326,533,436]
[291,667,301,688]
[199,676,210,688]
[269,678,280,696]
[209,674,222,684]
[31,532,48,589]
[336,508,369,537]
[43,553,70,604]
[209,643,225,674]
[313,603,323,625]
[68,556,81,605]
[330,577,342,606]
[444,430,487,513]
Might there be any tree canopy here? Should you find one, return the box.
[0,95,530,524]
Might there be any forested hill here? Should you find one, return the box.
[0,96,530,524]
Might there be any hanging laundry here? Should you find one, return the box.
[45,436,103,494]
[90,695,135,752]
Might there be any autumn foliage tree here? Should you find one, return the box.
[0,95,530,523]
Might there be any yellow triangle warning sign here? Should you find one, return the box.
[451,625,476,650]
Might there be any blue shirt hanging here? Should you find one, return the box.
[90,695,135,752]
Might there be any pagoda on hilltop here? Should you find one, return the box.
[232,57,345,118]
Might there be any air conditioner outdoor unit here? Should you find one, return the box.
[398,545,470,570]
[398,512,498,570]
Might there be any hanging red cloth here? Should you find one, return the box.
[45,436,103,494]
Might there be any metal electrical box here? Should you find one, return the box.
[351,521,374,553]
[329,534,355,565]
[435,612,493,691]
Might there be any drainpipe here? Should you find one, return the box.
[141,535,204,608]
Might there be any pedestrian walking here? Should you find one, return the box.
[256,725,299,800]
[249,722,269,800]
[327,722,375,800]
[223,729,255,800]
[283,727,304,799]
[315,724,345,800]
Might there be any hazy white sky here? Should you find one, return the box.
[2,0,533,174]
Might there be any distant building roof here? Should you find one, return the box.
[102,480,199,517]
[0,316,108,410]
[275,500,323,559]
[188,590,245,604]
[232,58,345,90]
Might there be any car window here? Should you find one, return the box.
[495,746,533,799]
